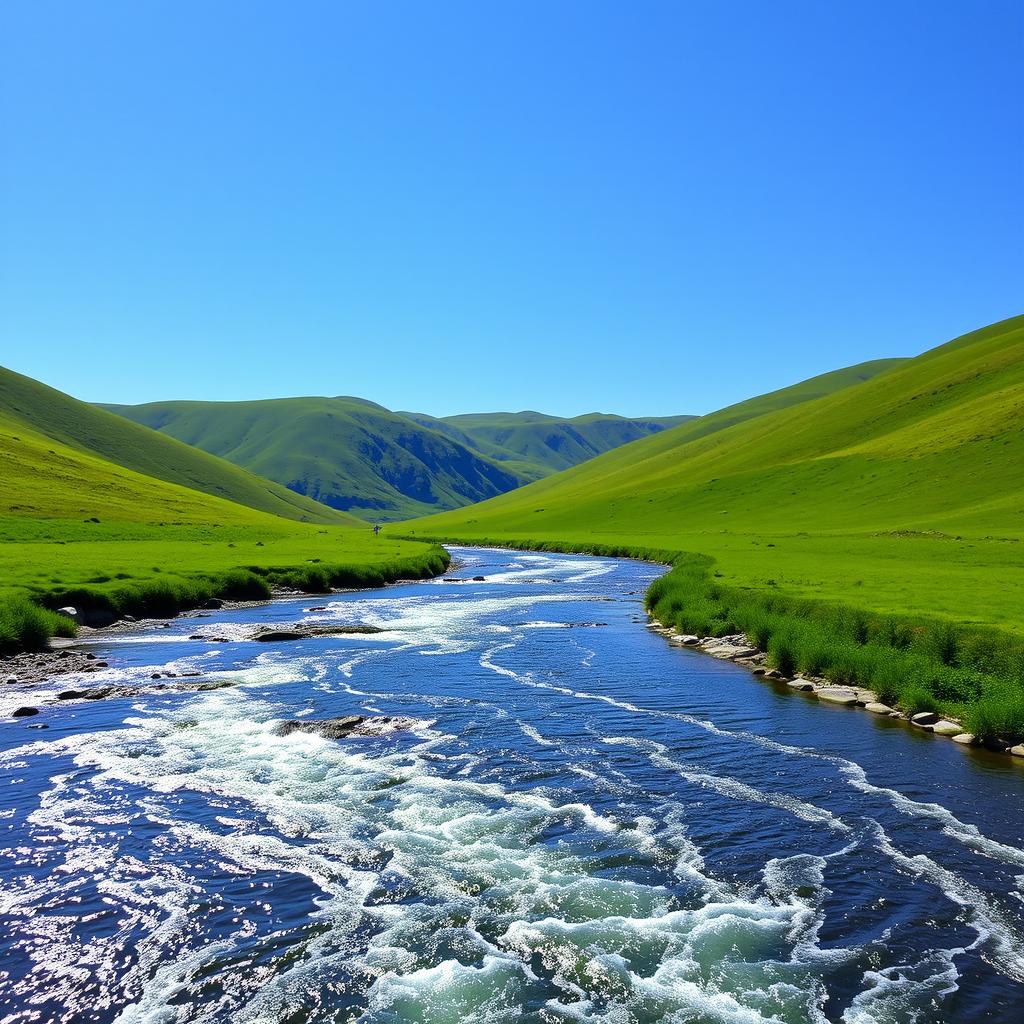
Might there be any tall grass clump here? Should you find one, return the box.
[0,597,76,653]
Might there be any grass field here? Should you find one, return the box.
[400,315,1024,742]
[0,377,448,653]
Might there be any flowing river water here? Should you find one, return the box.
[2,547,1024,1023]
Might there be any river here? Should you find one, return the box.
[2,547,1023,1022]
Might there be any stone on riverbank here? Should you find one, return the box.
[1009,744,1024,758]
[931,720,963,737]
[787,678,815,692]
[911,711,939,726]
[952,733,977,745]
[865,702,894,714]
[816,688,859,706]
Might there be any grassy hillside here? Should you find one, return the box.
[104,398,695,521]
[401,316,1024,740]
[103,396,525,521]
[0,388,447,653]
[401,410,694,478]
[1,366,355,526]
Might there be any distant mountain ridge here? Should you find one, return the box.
[400,411,693,479]
[102,398,694,520]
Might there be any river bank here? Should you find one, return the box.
[647,621,1024,762]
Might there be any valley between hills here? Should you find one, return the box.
[2,313,1023,745]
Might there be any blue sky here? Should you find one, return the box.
[1,1,1020,417]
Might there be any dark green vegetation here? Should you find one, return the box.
[1,367,357,525]
[0,372,448,653]
[402,316,1024,743]
[104,397,690,520]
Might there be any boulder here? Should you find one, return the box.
[853,690,879,706]
[787,678,815,692]
[931,720,963,737]
[4,675,17,685]
[204,598,224,610]
[764,669,787,680]
[751,667,767,676]
[12,706,38,718]
[1009,744,1024,758]
[816,688,859,706]
[911,711,939,727]
[864,702,894,714]
[56,606,83,624]
[253,624,383,642]
[472,576,486,582]
[277,716,365,739]
[952,733,977,745]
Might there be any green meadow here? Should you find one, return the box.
[0,375,447,652]
[401,315,1024,742]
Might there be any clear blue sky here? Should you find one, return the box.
[1,1,1020,417]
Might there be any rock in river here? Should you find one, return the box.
[275,715,421,739]
[253,624,383,642]
[12,707,39,718]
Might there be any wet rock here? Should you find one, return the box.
[911,711,939,727]
[204,598,224,610]
[1009,744,1024,758]
[28,723,48,729]
[86,653,96,661]
[751,667,767,676]
[253,624,383,642]
[932,720,963,737]
[865,702,894,714]
[277,715,365,739]
[151,673,162,679]
[952,733,977,745]
[122,615,137,623]
[787,678,816,692]
[472,576,486,581]
[12,706,39,717]
[816,687,859,706]
[57,689,86,700]
[4,675,17,684]
[764,669,787,680]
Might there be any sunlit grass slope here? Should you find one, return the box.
[402,316,1024,738]
[1,366,355,526]
[0,398,447,651]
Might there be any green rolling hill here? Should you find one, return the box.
[401,316,1024,736]
[103,398,692,520]
[399,411,694,479]
[1,366,356,526]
